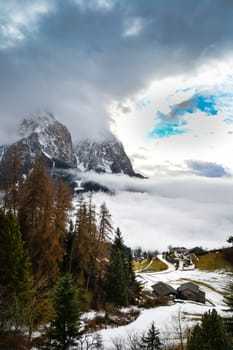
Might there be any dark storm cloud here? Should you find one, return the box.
[1,0,233,144]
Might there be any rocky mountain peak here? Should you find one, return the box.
[0,112,142,189]
[19,111,56,138]
[0,112,77,174]
[74,134,140,177]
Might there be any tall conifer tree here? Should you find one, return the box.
[187,309,231,350]
[1,146,22,213]
[98,202,113,241]
[18,154,64,281]
[106,228,128,306]
[53,180,72,242]
[48,274,82,349]
[0,210,31,298]
[0,210,32,332]
[106,228,140,307]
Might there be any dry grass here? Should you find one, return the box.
[134,257,167,272]
[133,258,150,270]
[144,257,168,272]
[192,251,233,271]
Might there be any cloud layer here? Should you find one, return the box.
[85,173,233,251]
[1,0,233,145]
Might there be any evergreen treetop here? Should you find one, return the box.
[187,309,231,350]
[48,274,82,349]
[141,322,162,349]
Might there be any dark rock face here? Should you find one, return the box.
[0,112,142,189]
[19,112,77,168]
[74,137,138,177]
[0,112,77,176]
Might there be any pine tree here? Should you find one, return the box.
[0,210,32,332]
[62,220,75,274]
[187,309,231,350]
[98,202,113,241]
[48,274,82,349]
[0,210,31,298]
[124,247,141,304]
[106,228,128,306]
[53,179,72,245]
[224,282,233,335]
[87,201,112,307]
[84,195,99,292]
[106,228,140,307]
[140,322,162,349]
[72,199,91,285]
[72,196,100,297]
[186,324,203,350]
[1,146,22,213]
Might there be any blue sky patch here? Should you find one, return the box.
[172,94,218,116]
[195,95,218,115]
[148,92,218,139]
[148,120,189,138]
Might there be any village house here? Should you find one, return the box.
[170,247,189,258]
[177,282,205,303]
[151,281,205,304]
[151,281,176,300]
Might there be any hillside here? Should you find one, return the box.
[134,257,168,272]
[192,248,233,271]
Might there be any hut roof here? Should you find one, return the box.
[151,281,176,297]
[178,282,199,293]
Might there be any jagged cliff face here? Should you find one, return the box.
[0,112,77,173]
[19,112,77,168]
[0,112,140,184]
[74,138,136,176]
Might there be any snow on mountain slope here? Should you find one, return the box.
[74,136,139,177]
[0,111,141,186]
[18,111,77,168]
[0,146,5,163]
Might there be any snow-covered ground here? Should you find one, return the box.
[96,265,232,348]
[139,267,229,304]
[31,256,232,349]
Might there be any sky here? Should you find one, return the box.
[1,0,233,177]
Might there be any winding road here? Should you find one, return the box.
[136,254,176,286]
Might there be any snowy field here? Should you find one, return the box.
[94,265,232,348]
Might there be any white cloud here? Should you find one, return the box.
[123,17,144,37]
[84,174,233,251]
[0,0,54,48]
[1,24,25,45]
[72,0,114,11]
[110,57,233,175]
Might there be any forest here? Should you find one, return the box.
[0,149,232,349]
[0,150,140,349]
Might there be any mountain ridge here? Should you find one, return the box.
[0,112,142,186]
